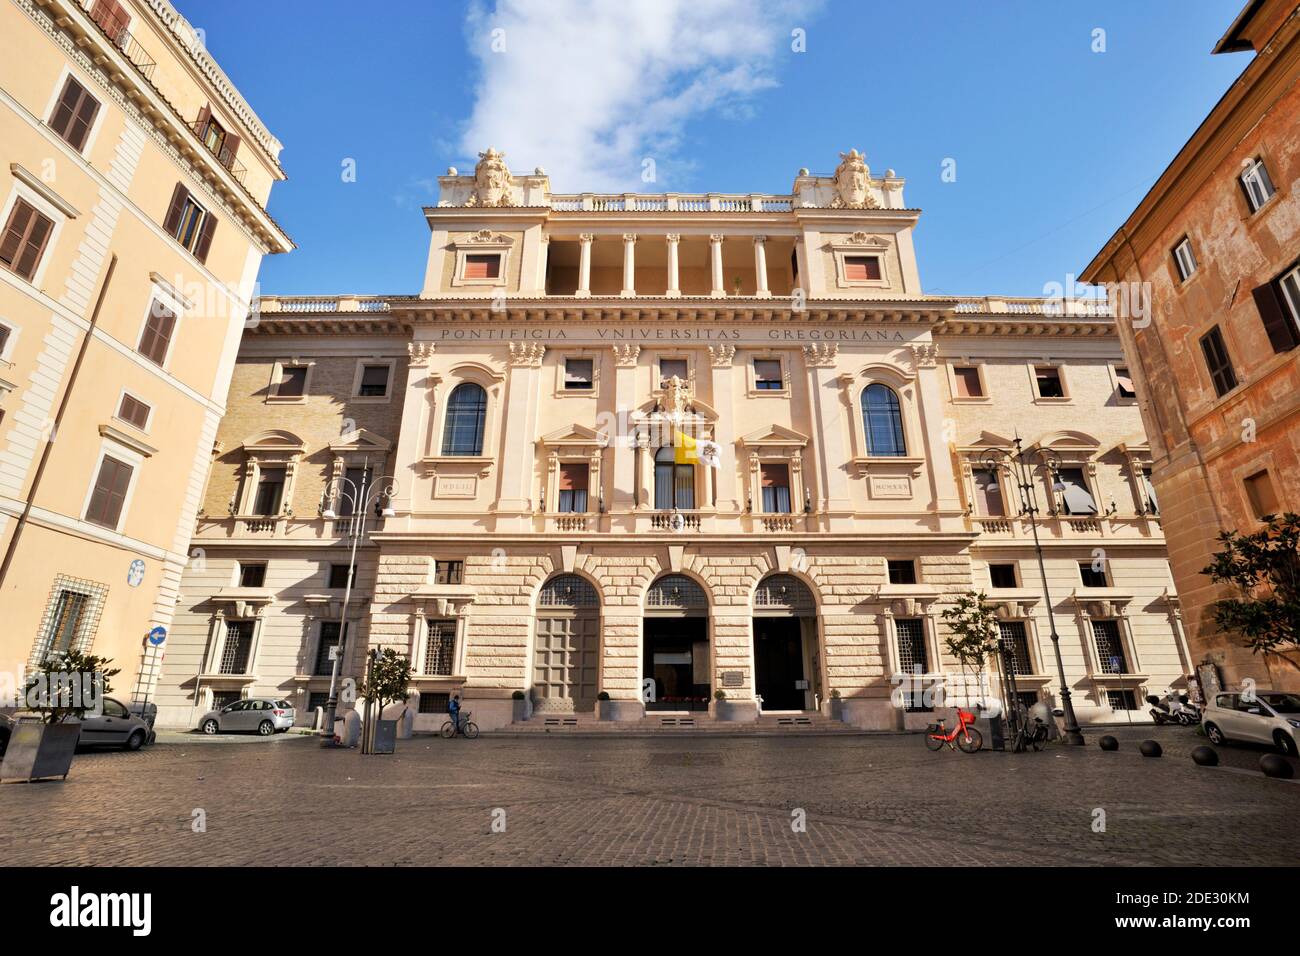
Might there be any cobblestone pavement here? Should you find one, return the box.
[1,725,1296,866]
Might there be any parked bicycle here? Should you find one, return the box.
[924,707,983,753]
[440,711,479,739]
[1009,711,1050,752]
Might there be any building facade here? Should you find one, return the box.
[0,0,292,700]
[1082,0,1300,693]
[155,149,1190,731]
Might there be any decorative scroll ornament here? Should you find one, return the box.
[466,147,516,207]
[407,342,435,366]
[830,149,878,209]
[508,342,545,367]
[803,343,838,367]
[910,342,939,369]
[613,344,641,367]
[708,343,736,367]
[661,376,693,419]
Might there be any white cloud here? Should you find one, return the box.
[458,0,815,192]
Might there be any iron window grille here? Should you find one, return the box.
[418,692,451,714]
[753,574,814,613]
[1092,620,1128,675]
[424,620,457,675]
[219,621,254,674]
[538,574,599,608]
[645,574,707,610]
[1106,689,1137,711]
[998,621,1033,675]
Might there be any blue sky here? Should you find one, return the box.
[178,0,1251,298]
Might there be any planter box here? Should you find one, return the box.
[829,698,844,721]
[371,719,397,754]
[0,719,80,783]
[712,700,759,723]
[511,699,529,722]
[597,699,644,721]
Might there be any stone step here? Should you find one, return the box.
[497,712,862,734]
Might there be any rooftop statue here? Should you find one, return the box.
[830,148,878,209]
[466,146,516,207]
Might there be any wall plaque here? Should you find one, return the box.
[435,476,477,499]
[869,475,912,499]
[721,670,744,688]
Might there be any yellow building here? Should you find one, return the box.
[0,0,292,700]
[154,149,1192,732]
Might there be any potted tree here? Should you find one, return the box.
[1202,513,1300,671]
[359,648,411,755]
[940,590,1004,744]
[595,690,612,720]
[828,688,844,721]
[1,650,119,783]
[511,689,529,722]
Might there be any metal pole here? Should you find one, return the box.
[320,464,368,745]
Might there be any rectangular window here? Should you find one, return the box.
[1141,467,1159,515]
[952,366,983,398]
[0,199,55,282]
[43,589,88,661]
[1199,326,1237,397]
[1172,237,1197,281]
[1240,158,1275,213]
[463,254,500,280]
[972,467,1005,517]
[434,560,463,585]
[988,563,1018,589]
[137,301,176,366]
[659,358,688,383]
[557,463,589,513]
[1055,467,1097,515]
[1079,561,1108,588]
[844,255,882,281]
[253,467,285,516]
[327,564,354,589]
[887,559,917,585]
[1107,689,1137,711]
[418,691,450,714]
[1258,263,1300,354]
[998,621,1032,675]
[760,463,792,514]
[424,619,457,675]
[211,690,242,710]
[48,75,100,152]
[1092,620,1128,675]
[219,620,254,674]
[85,454,133,528]
[116,393,150,430]
[895,618,930,711]
[90,0,131,41]
[276,365,307,397]
[237,562,266,588]
[1115,367,1136,399]
[162,183,216,263]
[1244,469,1280,520]
[754,358,783,390]
[315,621,344,676]
[1034,365,1065,398]
[358,364,390,397]
[336,467,371,517]
[563,358,593,391]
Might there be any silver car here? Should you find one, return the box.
[78,696,155,751]
[198,698,295,736]
[1202,691,1300,756]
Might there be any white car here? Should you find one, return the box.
[198,698,295,736]
[1202,692,1300,756]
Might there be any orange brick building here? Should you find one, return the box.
[1082,0,1300,694]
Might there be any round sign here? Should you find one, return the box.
[127,559,146,587]
[148,626,167,647]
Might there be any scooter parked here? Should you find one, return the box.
[1147,692,1200,726]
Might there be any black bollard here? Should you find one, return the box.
[1260,754,1295,779]
[1139,739,1163,758]
[1190,746,1219,767]
[1098,735,1118,751]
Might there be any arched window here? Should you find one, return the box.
[654,446,695,510]
[862,384,906,457]
[441,383,487,456]
[538,574,599,608]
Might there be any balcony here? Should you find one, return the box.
[80,0,157,80]
[548,193,794,213]
[191,120,248,185]
[970,513,1162,541]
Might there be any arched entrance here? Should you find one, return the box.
[753,574,818,711]
[643,573,710,712]
[532,574,600,713]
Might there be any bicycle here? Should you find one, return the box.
[1009,713,1049,752]
[924,708,983,753]
[440,711,479,739]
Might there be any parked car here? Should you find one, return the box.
[77,696,156,751]
[198,698,295,736]
[0,711,12,758]
[1202,692,1300,756]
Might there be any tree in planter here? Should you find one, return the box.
[358,648,412,721]
[939,591,1000,714]
[1202,513,1300,670]
[22,650,120,724]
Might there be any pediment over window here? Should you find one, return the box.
[1037,429,1100,449]
[539,423,608,448]
[241,429,305,455]
[963,429,1016,449]
[329,428,392,454]
[738,424,809,448]
[636,397,719,421]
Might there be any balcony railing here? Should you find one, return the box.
[81,0,157,80]
[952,296,1112,318]
[650,510,701,532]
[191,120,249,185]
[549,193,794,213]
[259,296,393,314]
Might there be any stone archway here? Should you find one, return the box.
[643,573,711,712]
[532,574,601,713]
[752,573,819,711]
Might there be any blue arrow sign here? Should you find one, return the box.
[148,626,167,647]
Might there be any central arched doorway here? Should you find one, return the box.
[643,573,710,712]
[753,574,818,711]
[532,574,600,713]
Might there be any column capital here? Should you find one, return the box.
[803,343,839,367]
[708,343,736,368]
[665,233,680,243]
[752,234,768,244]
[613,343,641,367]
[407,341,435,366]
[622,233,638,243]
[579,233,595,243]
[508,342,546,367]
[709,234,725,244]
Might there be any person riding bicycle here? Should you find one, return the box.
[447,694,461,737]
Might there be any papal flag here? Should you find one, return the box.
[674,429,720,469]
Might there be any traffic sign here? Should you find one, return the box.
[148,626,167,647]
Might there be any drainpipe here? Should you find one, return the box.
[0,254,117,591]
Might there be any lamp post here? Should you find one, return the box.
[317,462,398,747]
[980,438,1085,745]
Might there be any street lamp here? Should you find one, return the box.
[979,437,1086,746]
[318,462,398,747]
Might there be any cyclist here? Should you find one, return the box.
[447,694,462,737]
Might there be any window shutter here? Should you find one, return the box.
[845,256,881,281]
[194,211,217,263]
[1252,280,1298,353]
[87,456,132,527]
[69,86,100,151]
[0,201,35,268]
[14,210,53,281]
[558,463,588,491]
[195,104,210,138]
[223,131,241,164]
[163,183,187,236]
[139,303,176,365]
[464,254,499,279]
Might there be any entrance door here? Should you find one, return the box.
[533,614,599,712]
[644,617,709,711]
[754,617,806,710]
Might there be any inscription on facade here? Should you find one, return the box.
[869,476,912,499]
[435,476,478,499]
[430,324,918,344]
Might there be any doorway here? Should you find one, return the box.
[643,617,709,712]
[753,616,807,710]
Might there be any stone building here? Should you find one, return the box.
[1082,0,1300,693]
[0,0,291,699]
[154,149,1190,731]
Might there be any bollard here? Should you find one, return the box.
[1099,735,1118,751]
[1190,746,1219,767]
[1139,739,1163,758]
[1260,754,1294,779]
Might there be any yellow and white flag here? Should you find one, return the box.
[674,429,720,469]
